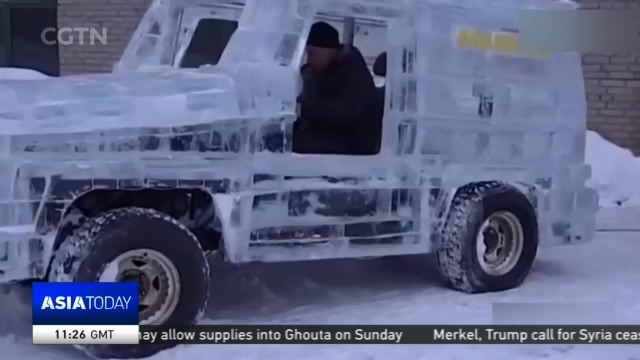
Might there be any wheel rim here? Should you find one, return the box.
[476,211,524,276]
[100,249,181,325]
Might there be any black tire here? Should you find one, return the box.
[436,181,538,293]
[48,207,210,359]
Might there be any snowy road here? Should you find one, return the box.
[1,208,639,360]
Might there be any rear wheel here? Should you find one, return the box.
[49,207,210,359]
[436,182,538,293]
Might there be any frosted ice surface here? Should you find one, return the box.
[0,70,242,134]
[392,0,594,245]
[0,0,597,276]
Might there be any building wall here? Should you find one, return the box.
[578,0,640,153]
[56,0,640,152]
[57,0,150,74]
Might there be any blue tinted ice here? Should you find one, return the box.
[0,70,240,133]
[0,0,597,278]
[383,0,595,244]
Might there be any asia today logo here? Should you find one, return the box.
[39,295,132,310]
[41,27,108,46]
[31,282,140,346]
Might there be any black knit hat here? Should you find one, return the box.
[306,21,340,48]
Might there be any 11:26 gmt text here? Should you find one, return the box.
[434,327,640,344]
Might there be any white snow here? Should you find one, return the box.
[586,130,640,208]
[0,68,48,80]
[0,207,637,360]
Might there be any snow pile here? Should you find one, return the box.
[586,130,640,208]
[0,67,48,80]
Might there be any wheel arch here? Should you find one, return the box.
[438,180,539,233]
[45,187,230,278]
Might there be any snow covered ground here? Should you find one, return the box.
[0,68,48,80]
[0,206,638,360]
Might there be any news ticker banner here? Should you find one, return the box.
[32,325,640,345]
[30,282,640,345]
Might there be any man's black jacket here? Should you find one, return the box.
[297,46,382,155]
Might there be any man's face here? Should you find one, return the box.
[305,46,336,73]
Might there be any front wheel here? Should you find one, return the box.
[436,182,538,293]
[48,207,210,359]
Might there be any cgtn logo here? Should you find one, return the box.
[40,295,132,310]
[31,282,139,346]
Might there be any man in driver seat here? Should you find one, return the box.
[294,21,382,155]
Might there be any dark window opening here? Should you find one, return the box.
[180,18,238,68]
[8,7,60,76]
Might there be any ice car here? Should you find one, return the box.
[0,0,597,357]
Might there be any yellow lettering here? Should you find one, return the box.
[474,31,492,49]
[492,32,519,53]
[454,27,548,58]
[456,28,481,49]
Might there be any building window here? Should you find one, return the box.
[0,1,59,76]
[180,18,238,68]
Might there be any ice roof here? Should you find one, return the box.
[167,0,577,19]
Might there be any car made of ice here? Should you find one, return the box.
[0,0,597,358]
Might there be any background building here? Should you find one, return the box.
[0,0,639,152]
[0,0,60,75]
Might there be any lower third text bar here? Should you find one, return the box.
[139,325,640,344]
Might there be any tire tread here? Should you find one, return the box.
[436,181,534,293]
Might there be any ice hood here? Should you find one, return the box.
[0,65,297,135]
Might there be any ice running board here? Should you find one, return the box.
[245,233,431,262]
